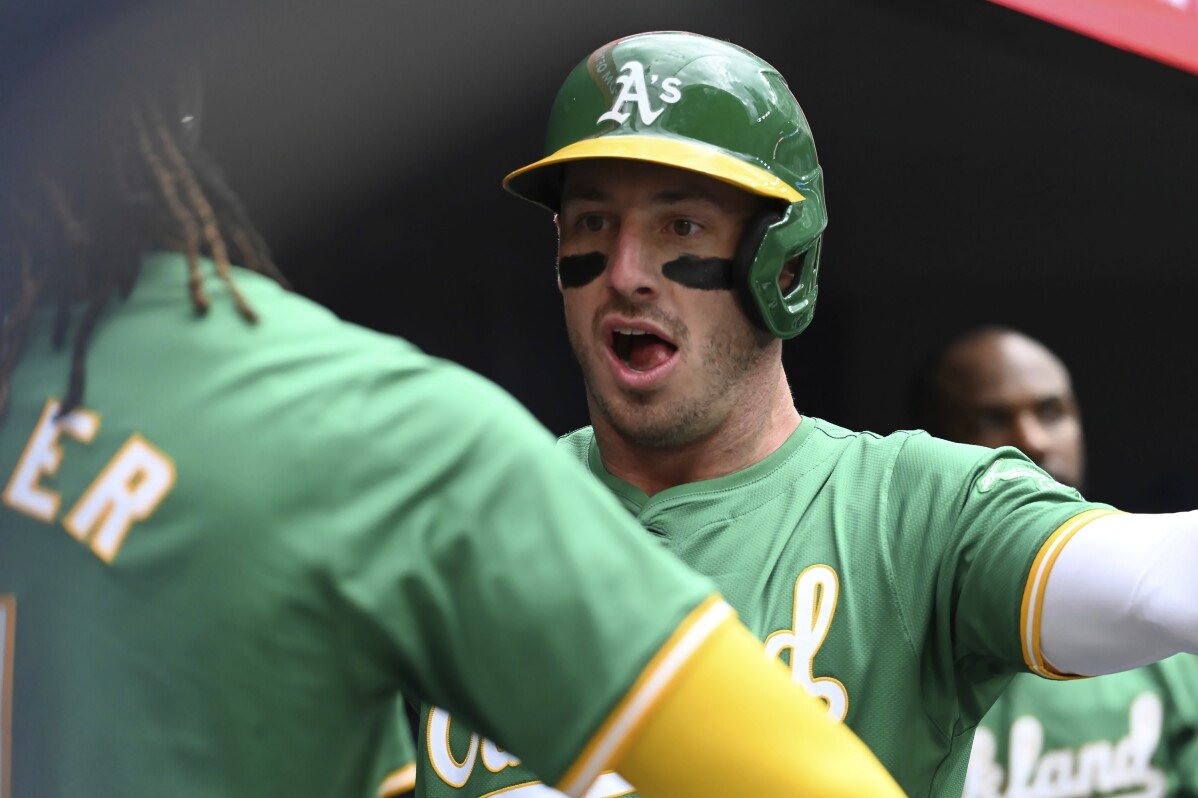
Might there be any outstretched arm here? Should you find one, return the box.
[609,609,905,798]
[1039,511,1198,676]
[342,361,904,798]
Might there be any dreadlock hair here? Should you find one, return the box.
[0,74,286,421]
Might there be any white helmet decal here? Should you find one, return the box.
[597,61,682,126]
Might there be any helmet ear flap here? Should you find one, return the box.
[780,235,821,338]
[733,207,785,333]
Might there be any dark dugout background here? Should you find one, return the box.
[14,0,1198,511]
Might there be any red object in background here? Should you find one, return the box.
[989,0,1198,76]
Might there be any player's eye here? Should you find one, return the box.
[1036,399,1066,425]
[974,409,1008,433]
[670,219,701,237]
[578,214,607,233]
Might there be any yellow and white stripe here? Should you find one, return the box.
[377,762,416,797]
[554,595,733,798]
[1020,508,1120,679]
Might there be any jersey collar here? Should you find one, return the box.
[586,416,816,512]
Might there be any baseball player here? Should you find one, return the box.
[0,23,906,798]
[913,327,1198,798]
[418,31,1198,798]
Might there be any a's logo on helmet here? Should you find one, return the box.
[597,61,682,126]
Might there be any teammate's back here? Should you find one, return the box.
[3,259,564,794]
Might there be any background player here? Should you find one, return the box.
[910,327,1085,489]
[418,31,1198,797]
[0,20,907,798]
[912,327,1198,797]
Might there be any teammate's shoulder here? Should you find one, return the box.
[232,276,541,437]
[171,260,542,441]
[233,268,416,354]
[133,256,421,359]
[223,265,476,390]
[556,425,595,461]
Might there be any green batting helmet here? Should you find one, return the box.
[503,31,827,339]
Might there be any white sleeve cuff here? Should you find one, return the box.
[1039,510,1198,676]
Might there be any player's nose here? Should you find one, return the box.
[1011,413,1050,462]
[605,224,660,300]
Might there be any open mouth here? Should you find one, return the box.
[610,326,679,372]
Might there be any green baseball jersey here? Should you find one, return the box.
[418,419,1111,798]
[0,254,714,798]
[965,657,1198,798]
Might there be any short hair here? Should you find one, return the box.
[907,325,1023,435]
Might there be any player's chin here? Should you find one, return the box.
[598,387,692,433]
[611,411,699,449]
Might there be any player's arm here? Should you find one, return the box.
[602,606,905,798]
[1035,511,1198,677]
[371,694,418,797]
[883,436,1118,679]
[892,435,1198,684]
[334,360,902,798]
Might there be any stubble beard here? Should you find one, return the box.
[568,307,775,449]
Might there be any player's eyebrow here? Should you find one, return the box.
[561,185,607,204]
[651,187,724,206]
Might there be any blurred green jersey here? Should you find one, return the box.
[966,657,1198,797]
[0,255,713,798]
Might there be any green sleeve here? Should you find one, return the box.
[319,352,712,785]
[885,434,1111,690]
[371,698,417,797]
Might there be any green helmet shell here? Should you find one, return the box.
[504,31,827,339]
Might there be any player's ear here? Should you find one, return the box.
[779,260,798,293]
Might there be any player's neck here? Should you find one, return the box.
[593,370,800,497]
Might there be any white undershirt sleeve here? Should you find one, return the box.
[1040,511,1198,676]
